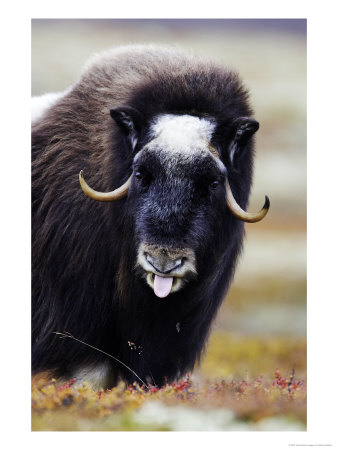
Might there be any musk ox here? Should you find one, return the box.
[32,44,269,388]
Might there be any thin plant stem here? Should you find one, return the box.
[53,331,147,387]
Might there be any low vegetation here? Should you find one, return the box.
[32,332,306,431]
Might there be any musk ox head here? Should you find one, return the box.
[79,110,269,299]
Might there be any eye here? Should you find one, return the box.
[134,170,143,180]
[210,180,220,190]
[133,167,152,186]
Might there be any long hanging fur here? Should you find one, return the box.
[32,45,256,388]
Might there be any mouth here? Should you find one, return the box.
[146,272,183,298]
[136,243,197,299]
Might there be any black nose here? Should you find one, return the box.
[145,253,183,274]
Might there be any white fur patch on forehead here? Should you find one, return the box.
[150,114,216,153]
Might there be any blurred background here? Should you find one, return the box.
[31,19,306,381]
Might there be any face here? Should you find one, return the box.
[128,114,227,298]
[79,109,265,296]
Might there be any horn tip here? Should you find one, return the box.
[263,195,270,211]
[79,170,86,185]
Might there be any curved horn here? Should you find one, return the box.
[226,179,270,223]
[79,170,131,202]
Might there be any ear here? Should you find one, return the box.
[110,106,142,151]
[228,117,259,164]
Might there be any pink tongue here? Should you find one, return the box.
[154,275,174,298]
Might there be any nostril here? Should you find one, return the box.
[145,253,153,265]
[145,254,158,271]
[178,257,187,268]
